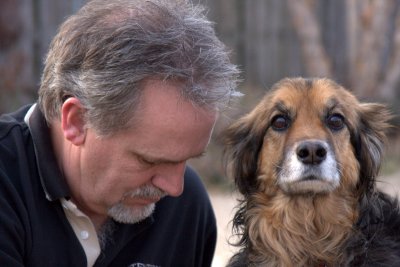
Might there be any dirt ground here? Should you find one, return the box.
[209,170,400,267]
[209,190,239,267]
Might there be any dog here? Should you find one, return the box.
[223,77,400,266]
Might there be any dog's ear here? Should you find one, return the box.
[223,106,270,196]
[353,103,392,193]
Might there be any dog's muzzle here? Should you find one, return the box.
[278,140,340,194]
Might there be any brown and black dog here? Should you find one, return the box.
[223,77,400,266]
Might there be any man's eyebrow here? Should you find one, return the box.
[135,150,206,164]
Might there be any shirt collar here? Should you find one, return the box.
[27,104,70,201]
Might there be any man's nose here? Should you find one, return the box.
[151,162,186,197]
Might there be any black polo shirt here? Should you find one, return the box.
[0,105,217,267]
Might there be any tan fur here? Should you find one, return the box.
[245,190,358,266]
[224,78,392,266]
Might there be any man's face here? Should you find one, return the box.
[67,80,217,224]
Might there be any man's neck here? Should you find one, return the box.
[49,120,108,230]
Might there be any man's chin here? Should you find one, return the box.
[107,202,155,224]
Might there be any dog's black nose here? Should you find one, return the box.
[296,141,327,165]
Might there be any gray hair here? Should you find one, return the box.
[38,0,240,135]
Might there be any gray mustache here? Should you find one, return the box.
[122,185,167,200]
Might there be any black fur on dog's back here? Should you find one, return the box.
[343,192,400,266]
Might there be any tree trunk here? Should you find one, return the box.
[286,0,332,78]
[351,0,394,97]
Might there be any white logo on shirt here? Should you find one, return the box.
[128,263,161,267]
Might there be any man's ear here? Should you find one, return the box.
[61,98,87,145]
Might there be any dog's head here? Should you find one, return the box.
[224,78,391,197]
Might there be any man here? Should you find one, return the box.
[0,0,239,266]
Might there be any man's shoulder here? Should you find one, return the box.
[183,165,209,197]
[179,165,214,210]
[0,105,32,140]
[155,165,215,217]
[0,105,33,163]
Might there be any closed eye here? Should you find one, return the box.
[137,155,157,167]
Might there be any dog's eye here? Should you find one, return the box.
[271,115,290,131]
[326,114,345,131]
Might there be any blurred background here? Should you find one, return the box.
[1,0,400,266]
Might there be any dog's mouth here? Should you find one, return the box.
[301,175,320,181]
[279,174,339,195]
[278,165,340,194]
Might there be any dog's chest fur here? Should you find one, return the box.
[244,191,357,266]
[231,192,400,267]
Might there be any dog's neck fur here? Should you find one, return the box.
[243,187,359,267]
